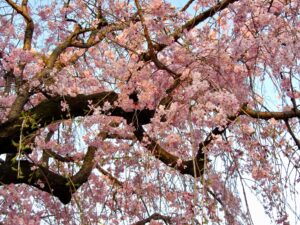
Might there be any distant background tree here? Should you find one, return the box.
[0,0,299,224]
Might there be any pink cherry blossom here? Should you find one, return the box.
[0,0,299,224]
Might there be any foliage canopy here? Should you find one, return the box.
[0,0,300,224]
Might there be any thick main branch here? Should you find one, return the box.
[0,144,96,204]
[0,91,155,154]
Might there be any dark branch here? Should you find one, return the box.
[241,105,300,120]
[0,91,154,154]
[0,159,72,204]
[180,0,196,12]
[0,144,97,204]
[178,0,238,34]
[132,213,171,225]
[141,0,239,61]
[133,124,204,177]
[284,119,300,149]
[71,146,96,188]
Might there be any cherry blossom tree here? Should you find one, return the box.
[0,0,299,224]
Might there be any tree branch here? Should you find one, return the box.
[177,0,238,35]
[132,213,171,225]
[141,0,239,61]
[180,0,196,12]
[0,144,98,204]
[71,146,97,188]
[0,159,72,204]
[241,105,300,120]
[0,91,156,154]
[133,125,204,177]
[43,149,75,163]
[5,0,34,50]
[284,119,300,149]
